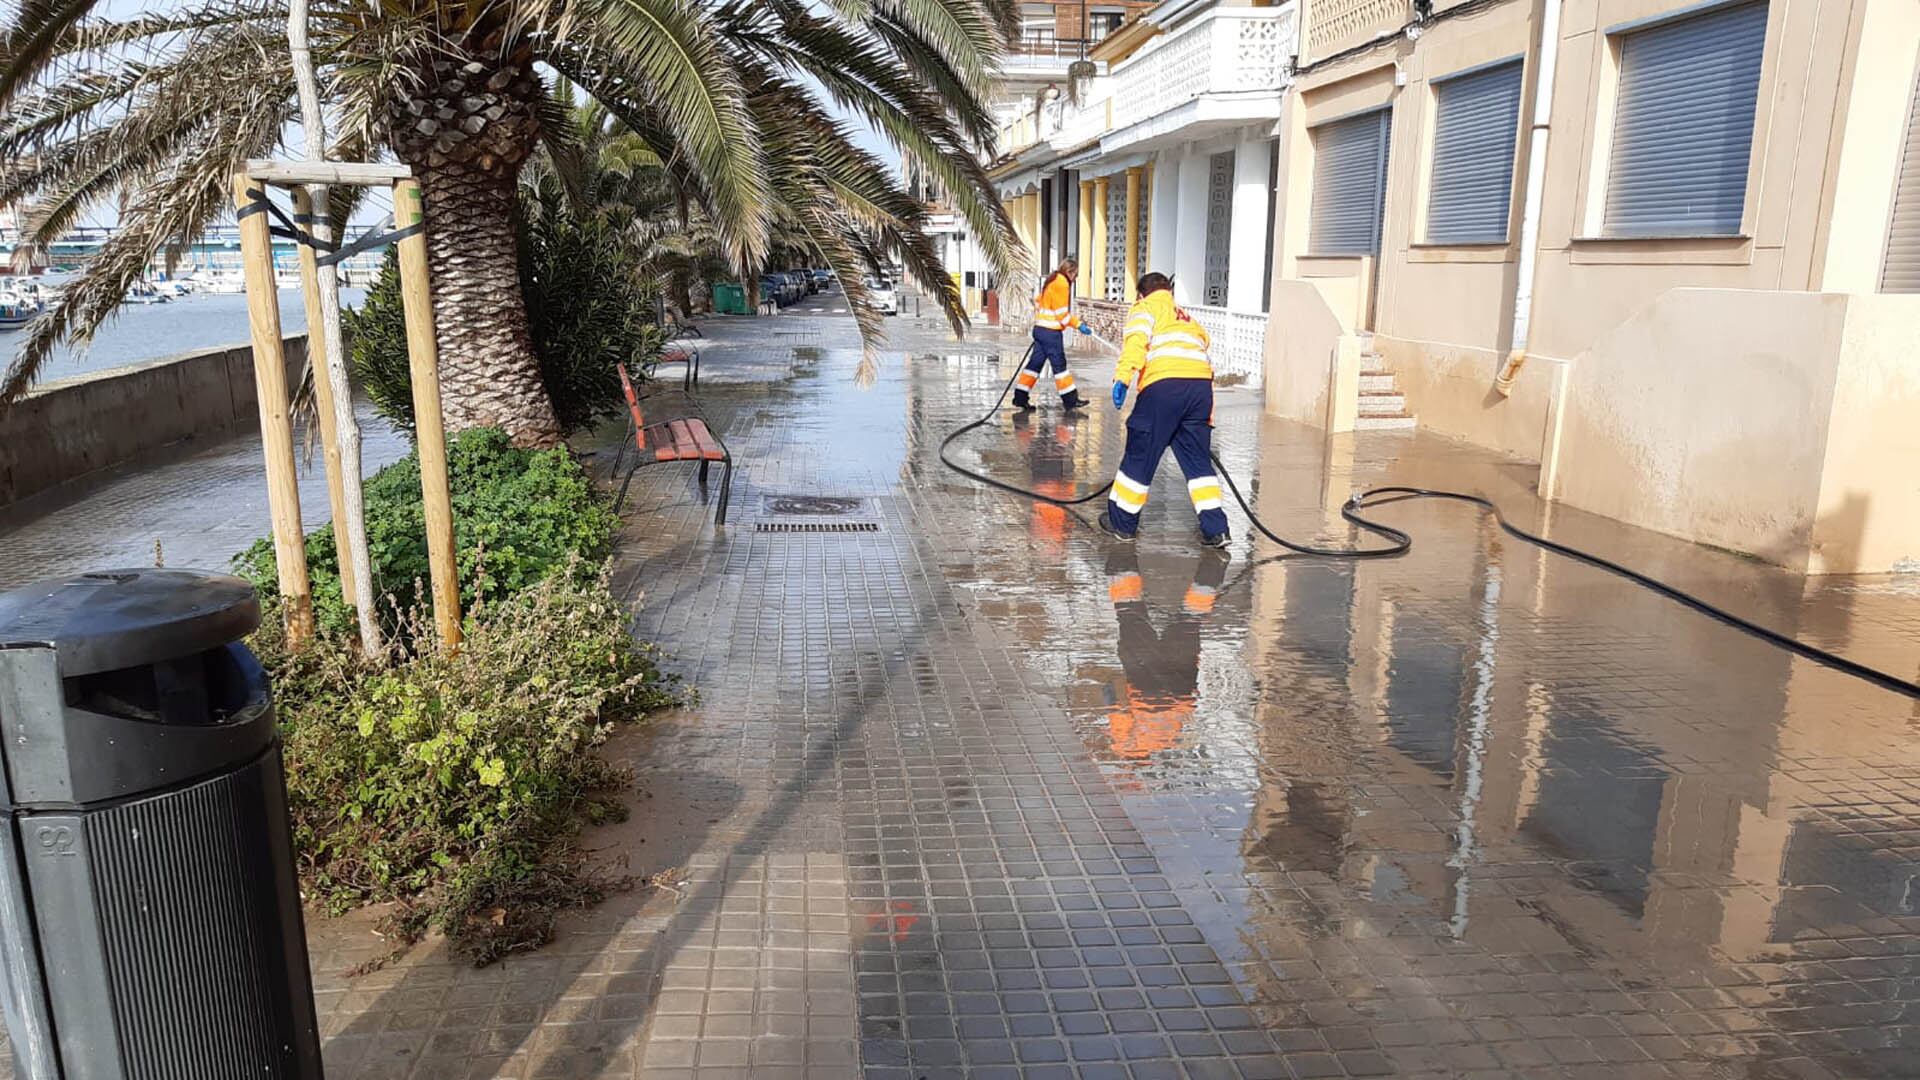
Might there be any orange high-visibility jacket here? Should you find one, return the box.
[1032,272,1082,331]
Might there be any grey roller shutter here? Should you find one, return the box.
[1426,60,1524,244]
[1309,109,1391,255]
[1881,62,1920,292]
[1603,1,1768,238]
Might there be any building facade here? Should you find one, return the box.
[1264,0,1920,572]
[975,0,1295,384]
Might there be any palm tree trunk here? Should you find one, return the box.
[389,51,558,448]
[417,163,561,447]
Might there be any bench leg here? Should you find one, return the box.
[698,460,710,489]
[692,351,701,387]
[715,460,733,525]
[615,463,640,515]
[609,420,633,481]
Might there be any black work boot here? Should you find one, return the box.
[1011,391,1034,412]
[1060,390,1087,411]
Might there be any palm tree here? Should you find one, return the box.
[0,0,1021,444]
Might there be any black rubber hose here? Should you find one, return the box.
[938,343,1115,506]
[939,348,1920,701]
[1341,487,1920,699]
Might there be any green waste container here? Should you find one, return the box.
[712,282,748,315]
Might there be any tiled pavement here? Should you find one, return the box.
[5,295,1920,1078]
[0,401,412,589]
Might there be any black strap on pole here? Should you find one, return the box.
[239,186,422,268]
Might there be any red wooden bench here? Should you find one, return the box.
[612,363,733,523]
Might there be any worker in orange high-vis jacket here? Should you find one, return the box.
[1100,272,1229,549]
[1100,548,1230,760]
[1016,257,1093,411]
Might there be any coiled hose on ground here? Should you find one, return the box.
[938,345,1920,700]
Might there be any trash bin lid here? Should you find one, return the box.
[0,569,261,676]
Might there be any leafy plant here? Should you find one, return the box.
[253,562,678,964]
[236,427,617,635]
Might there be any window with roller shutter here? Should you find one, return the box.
[1881,60,1920,293]
[1309,108,1392,256]
[1602,1,1768,238]
[1425,60,1524,245]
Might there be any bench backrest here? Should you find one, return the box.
[617,363,644,430]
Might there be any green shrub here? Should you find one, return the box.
[347,184,665,438]
[254,563,677,964]
[236,427,617,635]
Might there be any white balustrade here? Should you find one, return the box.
[1186,304,1268,384]
[1110,7,1297,132]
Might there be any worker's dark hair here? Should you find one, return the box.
[1136,272,1173,296]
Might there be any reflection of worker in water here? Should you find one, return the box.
[1102,549,1229,759]
[1013,409,1077,550]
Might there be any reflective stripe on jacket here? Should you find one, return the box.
[1032,272,1082,331]
[1114,290,1212,391]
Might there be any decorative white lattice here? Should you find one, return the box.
[1303,0,1411,63]
[1185,304,1269,384]
[1105,180,1129,301]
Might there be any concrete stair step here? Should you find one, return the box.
[1355,414,1417,431]
[1358,393,1406,416]
[1359,373,1396,393]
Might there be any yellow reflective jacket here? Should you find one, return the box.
[1032,272,1082,331]
[1115,290,1212,391]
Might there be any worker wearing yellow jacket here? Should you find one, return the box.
[1016,257,1092,411]
[1100,272,1229,548]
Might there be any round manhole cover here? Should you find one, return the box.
[763,495,864,516]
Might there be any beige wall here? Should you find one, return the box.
[0,337,308,509]
[1812,2,1920,293]
[1552,290,1920,573]
[1261,0,1920,568]
[1808,295,1920,573]
[1267,0,1919,421]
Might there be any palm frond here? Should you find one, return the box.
[3,71,294,401]
[0,0,107,108]
[558,0,771,270]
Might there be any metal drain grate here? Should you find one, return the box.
[763,495,864,516]
[755,521,881,534]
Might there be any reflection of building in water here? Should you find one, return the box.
[1098,548,1228,761]
[1236,421,1917,991]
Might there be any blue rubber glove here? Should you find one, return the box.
[1111,381,1128,410]
[1077,324,1093,336]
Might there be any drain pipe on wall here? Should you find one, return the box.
[1493,0,1565,397]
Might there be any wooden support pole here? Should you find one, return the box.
[231,174,315,646]
[1091,175,1111,304]
[391,178,462,648]
[291,187,357,612]
[1077,180,1094,299]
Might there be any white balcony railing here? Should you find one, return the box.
[1078,298,1269,385]
[1110,6,1296,132]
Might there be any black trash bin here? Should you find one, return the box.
[0,569,323,1079]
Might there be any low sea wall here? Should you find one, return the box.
[0,336,307,509]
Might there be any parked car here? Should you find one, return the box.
[758,275,783,309]
[811,269,836,291]
[864,277,898,316]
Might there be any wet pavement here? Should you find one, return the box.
[0,401,411,588]
[6,294,1920,1079]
